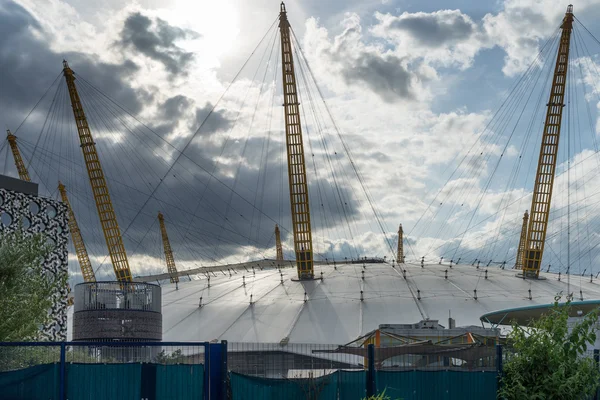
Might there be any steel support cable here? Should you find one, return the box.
[291,35,358,261]
[569,37,584,280]
[75,82,145,211]
[75,80,293,271]
[565,41,573,294]
[574,27,600,277]
[65,182,243,267]
[22,143,273,257]
[214,25,279,258]
[75,79,233,253]
[167,213,229,266]
[573,19,600,273]
[432,32,560,231]
[254,38,281,246]
[574,28,600,165]
[16,71,62,136]
[289,27,398,260]
[573,26,600,274]
[415,31,554,260]
[76,79,172,191]
[293,37,368,261]
[480,40,559,262]
[425,168,600,262]
[246,29,281,250]
[73,78,256,243]
[404,28,561,245]
[45,84,64,193]
[23,135,108,260]
[180,23,282,250]
[434,48,553,260]
[289,30,423,305]
[25,75,63,175]
[441,74,543,258]
[75,85,144,214]
[441,32,561,259]
[574,17,600,48]
[294,45,347,263]
[295,69,336,262]
[88,18,293,255]
[32,80,62,192]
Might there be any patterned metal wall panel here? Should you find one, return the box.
[0,188,69,340]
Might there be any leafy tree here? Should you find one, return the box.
[0,230,63,341]
[498,296,600,399]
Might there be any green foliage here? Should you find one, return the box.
[362,390,401,400]
[498,296,600,400]
[155,349,184,364]
[0,346,61,371]
[0,230,63,341]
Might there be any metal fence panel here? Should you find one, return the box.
[66,363,142,400]
[338,370,366,400]
[0,363,60,400]
[156,364,204,400]
[0,342,207,400]
[0,344,62,400]
[376,370,498,400]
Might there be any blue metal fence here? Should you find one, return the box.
[0,341,502,399]
[0,341,209,400]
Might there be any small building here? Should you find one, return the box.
[0,174,69,340]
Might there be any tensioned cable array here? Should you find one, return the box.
[5,10,406,281]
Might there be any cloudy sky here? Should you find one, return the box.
[2,0,600,282]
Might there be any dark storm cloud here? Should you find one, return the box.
[160,95,192,120]
[0,1,144,129]
[118,12,200,75]
[193,103,232,134]
[340,53,415,102]
[389,12,475,47]
[0,2,359,281]
[151,95,231,142]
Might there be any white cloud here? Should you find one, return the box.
[371,9,484,69]
[482,0,600,76]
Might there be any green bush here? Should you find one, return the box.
[498,296,600,399]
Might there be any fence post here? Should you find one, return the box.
[594,349,599,400]
[204,344,210,400]
[496,344,503,396]
[59,342,66,400]
[221,340,228,400]
[366,344,375,397]
[207,342,225,400]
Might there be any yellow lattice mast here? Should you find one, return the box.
[6,130,31,182]
[58,182,96,282]
[514,211,529,270]
[397,224,404,263]
[279,2,314,279]
[275,224,284,261]
[62,60,132,282]
[158,212,179,284]
[522,6,574,278]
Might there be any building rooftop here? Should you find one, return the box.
[136,261,600,344]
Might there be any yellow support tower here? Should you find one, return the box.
[514,211,529,270]
[6,130,31,182]
[397,224,404,264]
[58,182,96,282]
[275,224,284,261]
[62,60,132,282]
[158,212,179,284]
[279,2,314,279]
[522,6,573,278]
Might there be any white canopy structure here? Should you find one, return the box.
[131,261,600,344]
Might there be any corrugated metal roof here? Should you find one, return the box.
[155,262,600,344]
